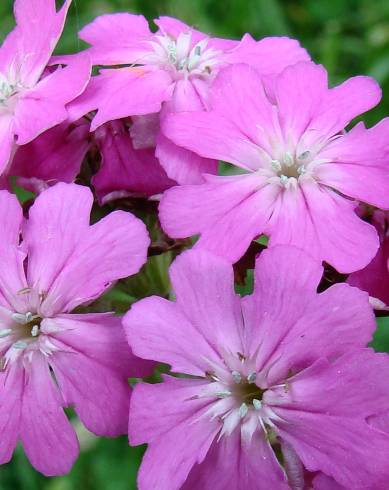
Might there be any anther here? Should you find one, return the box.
[0,328,12,338]
[12,312,29,324]
[280,175,288,184]
[31,325,40,337]
[297,165,306,175]
[216,390,232,398]
[13,340,28,350]
[194,45,201,56]
[284,152,294,167]
[253,399,262,410]
[231,371,242,384]
[247,372,257,384]
[239,403,249,418]
[298,150,310,160]
[271,159,282,172]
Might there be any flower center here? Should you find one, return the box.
[151,32,221,79]
[0,74,17,105]
[271,150,311,183]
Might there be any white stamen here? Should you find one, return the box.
[247,372,257,384]
[194,45,201,56]
[284,152,294,167]
[12,312,29,324]
[13,340,28,350]
[25,312,33,323]
[216,390,232,398]
[298,150,310,160]
[253,399,262,410]
[31,325,39,337]
[271,159,282,172]
[280,174,288,184]
[0,328,12,338]
[239,403,249,418]
[231,371,242,384]
[297,165,306,175]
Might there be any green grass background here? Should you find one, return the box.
[1,0,389,488]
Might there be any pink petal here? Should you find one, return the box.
[130,378,220,490]
[312,473,346,490]
[11,0,71,86]
[43,206,149,314]
[79,13,152,65]
[225,35,310,76]
[270,349,389,418]
[11,119,90,192]
[169,250,244,354]
[49,342,131,437]
[14,55,91,145]
[274,409,389,489]
[266,180,380,273]
[90,69,174,131]
[0,363,24,464]
[183,429,289,489]
[347,234,389,307]
[160,175,279,262]
[93,120,175,203]
[43,313,153,378]
[20,353,79,476]
[315,119,389,209]
[156,133,217,185]
[275,62,381,145]
[0,115,15,175]
[23,182,94,296]
[242,246,375,380]
[0,190,28,310]
[162,110,264,171]
[124,296,221,376]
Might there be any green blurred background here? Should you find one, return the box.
[1,0,389,488]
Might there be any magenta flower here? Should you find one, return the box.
[74,14,309,184]
[348,210,389,309]
[160,62,389,273]
[10,119,91,193]
[0,183,151,476]
[124,246,389,490]
[9,116,175,203]
[0,0,91,174]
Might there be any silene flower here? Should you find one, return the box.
[160,61,389,273]
[73,14,309,184]
[0,183,151,476]
[124,247,389,490]
[0,0,90,174]
[9,116,175,204]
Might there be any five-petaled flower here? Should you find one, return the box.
[72,14,309,184]
[0,183,151,476]
[124,247,389,490]
[0,0,90,175]
[160,61,389,273]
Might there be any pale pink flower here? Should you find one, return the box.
[0,0,90,174]
[160,62,389,273]
[0,183,151,476]
[71,14,309,184]
[124,247,389,489]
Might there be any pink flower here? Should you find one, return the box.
[74,14,309,184]
[160,62,389,273]
[9,116,175,203]
[124,246,389,490]
[348,210,389,309]
[0,183,151,476]
[0,0,91,174]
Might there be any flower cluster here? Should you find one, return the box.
[0,1,389,488]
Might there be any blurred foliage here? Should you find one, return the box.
[1,0,389,487]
